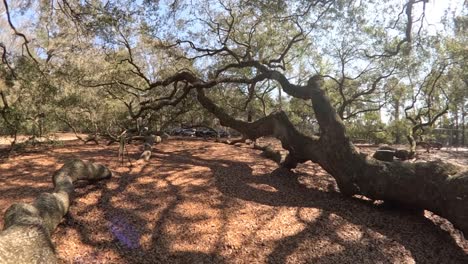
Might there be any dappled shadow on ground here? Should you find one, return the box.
[0,140,467,263]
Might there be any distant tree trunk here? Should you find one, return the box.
[405,106,448,154]
[394,98,401,144]
[277,86,282,111]
[5,130,18,153]
[247,106,253,122]
[407,133,417,155]
[38,115,44,138]
[454,108,459,146]
[196,75,468,235]
[0,92,20,153]
[0,159,111,264]
[462,106,466,146]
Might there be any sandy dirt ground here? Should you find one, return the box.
[0,133,85,145]
[0,137,467,263]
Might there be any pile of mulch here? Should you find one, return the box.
[0,139,466,263]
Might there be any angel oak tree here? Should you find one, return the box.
[147,66,468,236]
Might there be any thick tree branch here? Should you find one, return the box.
[0,159,111,263]
[196,88,320,165]
[196,67,468,235]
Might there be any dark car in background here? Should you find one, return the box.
[195,128,217,138]
[170,128,195,137]
[217,130,230,138]
[180,129,196,137]
[170,127,231,138]
[170,128,183,136]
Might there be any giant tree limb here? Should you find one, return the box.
[196,88,321,166]
[0,159,112,264]
[197,76,468,235]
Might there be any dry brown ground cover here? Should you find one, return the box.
[0,137,467,263]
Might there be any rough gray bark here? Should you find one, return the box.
[0,159,112,264]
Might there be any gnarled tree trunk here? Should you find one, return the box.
[0,159,112,264]
[196,74,468,236]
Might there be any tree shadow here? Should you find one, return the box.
[0,159,57,227]
[5,141,465,263]
[57,154,227,263]
[158,148,467,263]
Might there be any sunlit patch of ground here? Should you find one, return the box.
[0,138,467,263]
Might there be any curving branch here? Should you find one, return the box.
[196,88,320,167]
[196,67,468,235]
[404,62,451,152]
[365,0,429,58]
[2,0,39,64]
[118,29,152,87]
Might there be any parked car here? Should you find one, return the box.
[194,128,215,138]
[180,128,196,137]
[170,128,183,136]
[217,129,230,138]
[195,129,205,137]
[206,130,218,137]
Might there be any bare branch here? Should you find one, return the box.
[2,0,39,64]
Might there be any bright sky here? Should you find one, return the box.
[420,0,466,33]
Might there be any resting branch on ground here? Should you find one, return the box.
[138,134,162,161]
[196,75,468,236]
[0,159,112,264]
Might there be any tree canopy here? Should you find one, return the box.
[0,0,466,147]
